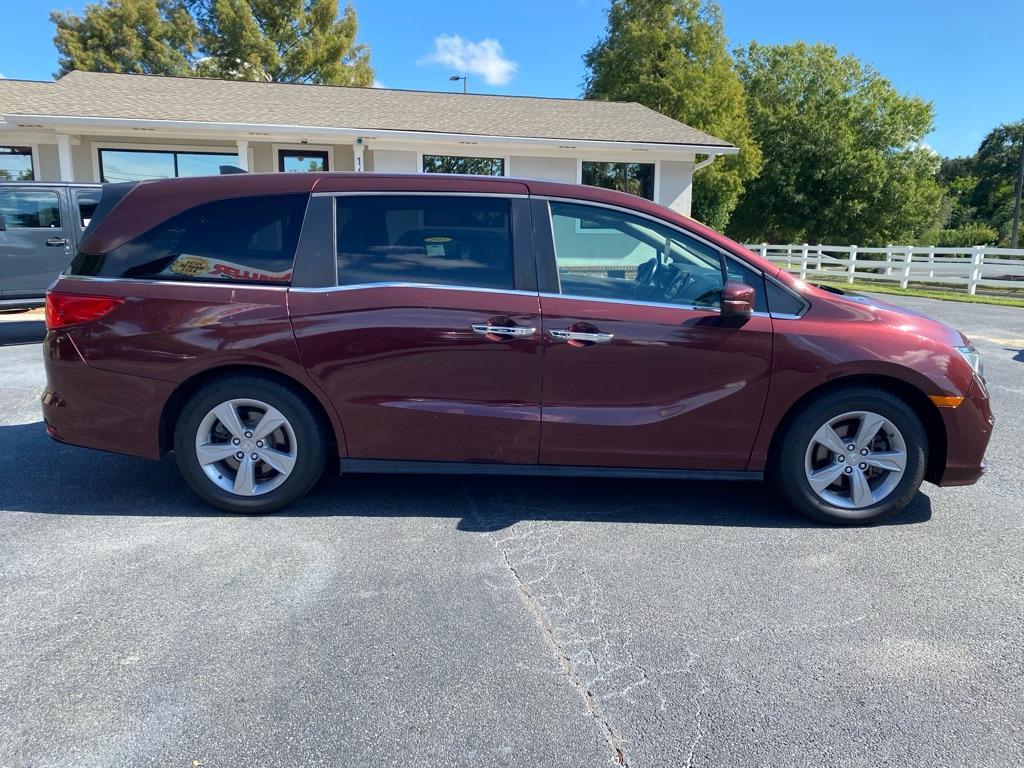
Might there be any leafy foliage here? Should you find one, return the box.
[728,42,942,246]
[583,0,762,230]
[51,0,373,85]
[917,224,1000,247]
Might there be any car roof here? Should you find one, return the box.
[0,180,100,187]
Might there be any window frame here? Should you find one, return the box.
[418,151,509,177]
[94,143,240,183]
[534,196,809,318]
[0,145,37,181]
[277,147,331,173]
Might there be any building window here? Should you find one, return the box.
[98,148,239,182]
[0,146,34,181]
[278,149,329,172]
[422,154,505,176]
[581,161,655,201]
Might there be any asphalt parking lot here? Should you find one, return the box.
[1,295,1022,768]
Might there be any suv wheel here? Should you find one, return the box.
[174,376,328,513]
[773,387,927,525]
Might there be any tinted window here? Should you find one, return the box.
[549,202,724,309]
[336,196,514,290]
[0,190,61,228]
[725,258,768,312]
[422,155,504,176]
[75,189,100,229]
[69,194,307,283]
[767,280,808,316]
[581,162,655,201]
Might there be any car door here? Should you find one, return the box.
[535,198,773,471]
[0,186,73,299]
[289,191,543,465]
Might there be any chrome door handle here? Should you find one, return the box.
[46,237,69,247]
[549,329,614,344]
[471,323,536,338]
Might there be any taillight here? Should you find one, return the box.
[45,291,124,330]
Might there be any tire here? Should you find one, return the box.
[173,375,329,513]
[772,387,927,525]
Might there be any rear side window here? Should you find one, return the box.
[75,189,100,229]
[335,195,514,290]
[69,194,307,284]
[0,189,61,228]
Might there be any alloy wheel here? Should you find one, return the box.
[803,410,908,516]
[194,398,298,496]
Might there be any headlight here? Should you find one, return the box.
[956,345,984,379]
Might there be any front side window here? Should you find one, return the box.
[549,201,724,309]
[98,149,239,182]
[0,146,34,181]
[422,155,505,176]
[0,190,61,228]
[69,194,307,283]
[336,195,514,290]
[581,161,655,201]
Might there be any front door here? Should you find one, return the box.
[537,200,773,470]
[290,192,543,464]
[0,186,72,299]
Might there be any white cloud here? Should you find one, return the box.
[372,78,386,88]
[419,34,517,87]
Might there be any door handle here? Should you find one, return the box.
[549,329,614,344]
[471,323,536,339]
[46,237,69,247]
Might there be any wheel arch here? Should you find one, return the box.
[765,374,947,485]
[159,364,344,460]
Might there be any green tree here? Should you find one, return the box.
[729,42,942,246]
[52,0,198,77]
[583,0,762,230]
[51,0,373,86]
[969,121,1024,244]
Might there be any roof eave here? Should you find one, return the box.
[2,113,739,155]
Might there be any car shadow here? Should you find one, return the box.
[0,421,933,529]
[0,320,45,347]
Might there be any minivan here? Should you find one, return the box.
[41,173,993,524]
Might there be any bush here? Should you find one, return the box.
[918,224,1000,247]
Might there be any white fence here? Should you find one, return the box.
[745,243,1024,295]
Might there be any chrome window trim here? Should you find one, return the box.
[538,195,810,319]
[312,190,528,199]
[539,291,714,313]
[58,274,290,290]
[289,282,540,297]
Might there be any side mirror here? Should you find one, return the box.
[721,280,754,320]
[0,212,6,232]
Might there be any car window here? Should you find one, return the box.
[0,189,61,229]
[68,194,307,283]
[336,195,514,290]
[548,201,724,309]
[75,190,100,229]
[725,258,768,313]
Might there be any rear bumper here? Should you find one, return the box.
[41,330,173,460]
[935,376,994,487]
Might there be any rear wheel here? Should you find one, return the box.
[174,376,328,513]
[772,388,927,525]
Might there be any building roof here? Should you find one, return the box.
[0,70,734,151]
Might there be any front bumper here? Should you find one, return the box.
[935,375,994,487]
[41,330,174,460]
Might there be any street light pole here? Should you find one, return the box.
[449,75,468,94]
[1011,136,1024,248]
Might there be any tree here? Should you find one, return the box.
[583,0,762,230]
[52,0,198,77]
[969,121,1024,244]
[729,42,942,246]
[51,0,373,86]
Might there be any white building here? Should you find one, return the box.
[0,70,736,216]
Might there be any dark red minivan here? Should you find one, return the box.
[41,172,993,524]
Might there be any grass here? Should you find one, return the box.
[814,280,1024,308]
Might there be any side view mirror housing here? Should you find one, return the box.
[0,212,6,231]
[721,280,754,320]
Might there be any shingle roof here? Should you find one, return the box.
[0,70,733,149]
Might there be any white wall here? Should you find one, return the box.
[369,149,417,173]
[658,160,694,216]
[509,155,577,183]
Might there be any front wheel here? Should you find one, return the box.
[174,376,328,513]
[772,388,927,525]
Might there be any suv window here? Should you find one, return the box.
[549,202,724,309]
[0,189,61,229]
[69,194,307,283]
[336,195,514,290]
[75,189,101,229]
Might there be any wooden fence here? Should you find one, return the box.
[745,243,1024,295]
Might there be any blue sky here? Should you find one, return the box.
[3,0,1022,157]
